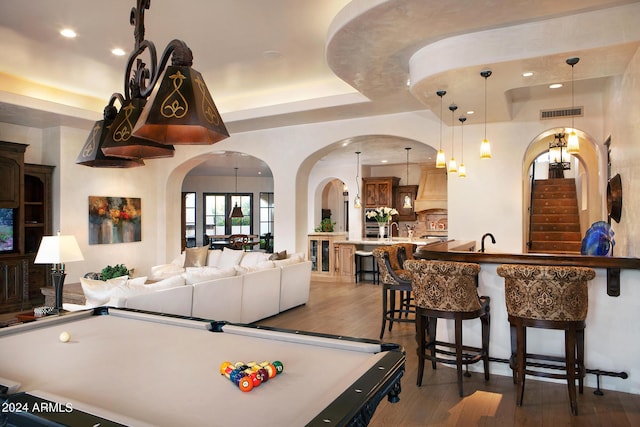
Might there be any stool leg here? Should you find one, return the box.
[481,311,490,381]
[509,324,517,384]
[427,317,438,370]
[577,327,585,394]
[416,309,426,386]
[516,324,526,407]
[380,286,388,339]
[455,315,464,397]
[566,328,578,415]
[388,289,397,332]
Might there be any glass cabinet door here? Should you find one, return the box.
[310,239,318,271]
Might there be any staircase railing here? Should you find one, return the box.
[527,162,536,251]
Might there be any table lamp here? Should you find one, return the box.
[34,232,84,313]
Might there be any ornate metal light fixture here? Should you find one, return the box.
[77,0,228,167]
[549,133,571,178]
[480,70,492,159]
[436,90,447,168]
[566,57,580,153]
[448,104,458,173]
[458,116,467,177]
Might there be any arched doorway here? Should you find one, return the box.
[522,128,603,253]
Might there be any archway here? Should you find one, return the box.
[521,128,604,253]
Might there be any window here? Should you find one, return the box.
[259,192,274,235]
[204,193,252,236]
[182,192,196,249]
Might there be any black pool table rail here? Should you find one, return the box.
[1,307,406,427]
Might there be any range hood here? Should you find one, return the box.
[414,166,447,212]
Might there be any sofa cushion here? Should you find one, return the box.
[272,253,303,267]
[150,263,185,280]
[217,248,244,269]
[235,260,275,274]
[239,251,271,267]
[107,275,186,307]
[80,275,129,306]
[207,250,222,267]
[182,266,237,285]
[183,245,209,267]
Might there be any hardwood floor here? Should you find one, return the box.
[257,279,640,427]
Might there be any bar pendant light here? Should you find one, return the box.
[229,167,244,218]
[436,90,447,168]
[403,147,412,209]
[448,104,458,173]
[458,117,467,177]
[566,57,580,154]
[480,70,492,159]
[354,151,362,208]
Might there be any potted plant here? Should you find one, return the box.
[100,264,130,280]
[315,218,336,232]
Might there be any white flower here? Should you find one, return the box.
[366,206,398,223]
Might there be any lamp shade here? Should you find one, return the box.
[229,204,244,218]
[76,120,145,168]
[101,98,176,160]
[34,235,84,265]
[132,65,229,145]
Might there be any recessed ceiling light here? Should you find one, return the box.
[466,110,475,115]
[522,71,534,77]
[381,160,388,163]
[111,48,126,56]
[263,50,281,59]
[60,28,77,38]
[549,83,563,89]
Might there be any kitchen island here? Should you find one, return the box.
[413,241,640,395]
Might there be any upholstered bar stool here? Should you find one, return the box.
[372,246,415,339]
[496,264,596,415]
[404,259,490,398]
[354,250,378,284]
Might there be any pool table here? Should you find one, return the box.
[0,307,404,427]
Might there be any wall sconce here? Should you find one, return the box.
[566,57,580,153]
[480,70,492,159]
[458,117,467,177]
[76,0,228,168]
[448,104,458,173]
[354,151,362,208]
[436,90,447,168]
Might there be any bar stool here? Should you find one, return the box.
[372,246,415,339]
[354,250,378,284]
[404,259,490,397]
[497,264,596,415]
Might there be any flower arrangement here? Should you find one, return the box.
[366,207,398,224]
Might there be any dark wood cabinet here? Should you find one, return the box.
[395,185,418,221]
[0,142,53,313]
[363,177,399,208]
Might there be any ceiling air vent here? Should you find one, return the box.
[540,106,583,120]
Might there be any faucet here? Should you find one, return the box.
[480,233,496,252]
[389,222,399,241]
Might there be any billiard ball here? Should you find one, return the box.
[272,361,284,374]
[59,331,70,343]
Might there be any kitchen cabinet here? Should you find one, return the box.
[395,185,418,221]
[363,177,399,208]
[308,233,344,280]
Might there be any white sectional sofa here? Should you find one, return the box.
[78,248,311,324]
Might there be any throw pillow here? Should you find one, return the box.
[239,251,271,267]
[217,248,245,269]
[269,250,287,261]
[207,249,222,267]
[183,245,209,267]
[150,264,185,280]
[182,266,237,285]
[80,276,128,307]
[235,260,275,274]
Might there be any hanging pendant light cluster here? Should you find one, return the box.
[76,0,228,168]
[354,151,362,208]
[566,57,580,154]
[479,70,492,159]
[435,90,447,168]
[458,117,467,177]
[448,104,458,173]
[403,147,412,208]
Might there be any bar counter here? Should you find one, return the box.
[412,240,640,395]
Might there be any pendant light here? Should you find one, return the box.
[566,57,580,154]
[458,116,467,177]
[480,70,492,159]
[403,147,412,209]
[448,104,458,173]
[436,90,447,168]
[229,167,244,218]
[354,151,362,208]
